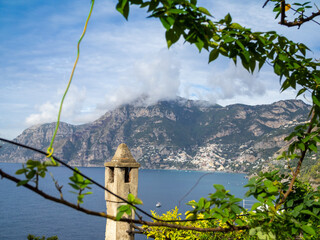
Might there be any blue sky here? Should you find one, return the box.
[1,0,319,139]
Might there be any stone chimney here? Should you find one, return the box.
[105,143,140,240]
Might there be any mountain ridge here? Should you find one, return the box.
[0,98,311,172]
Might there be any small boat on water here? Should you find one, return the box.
[156,202,161,208]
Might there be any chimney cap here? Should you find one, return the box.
[104,143,140,168]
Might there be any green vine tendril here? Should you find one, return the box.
[47,0,95,164]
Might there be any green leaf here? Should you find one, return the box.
[230,23,243,29]
[314,75,320,84]
[167,9,188,14]
[208,49,219,63]
[118,204,130,212]
[147,0,159,12]
[268,231,276,239]
[15,168,28,175]
[263,180,273,188]
[301,210,320,219]
[165,28,180,48]
[125,207,132,215]
[297,88,307,97]
[128,193,135,203]
[292,227,299,235]
[249,228,256,236]
[26,170,36,180]
[312,95,320,107]
[198,197,205,209]
[116,0,129,20]
[257,231,267,240]
[116,211,125,221]
[17,180,29,186]
[69,183,80,190]
[298,43,306,56]
[224,13,232,25]
[187,200,197,207]
[195,37,204,52]
[292,204,304,217]
[219,46,228,56]
[252,202,262,210]
[204,201,211,209]
[198,7,213,17]
[26,160,40,168]
[267,186,278,193]
[39,171,46,178]
[213,184,225,191]
[230,204,241,214]
[84,179,91,184]
[313,136,320,143]
[308,144,317,152]
[191,0,197,5]
[278,36,286,48]
[223,208,229,217]
[236,40,245,50]
[212,212,222,219]
[223,35,235,43]
[298,142,305,151]
[235,218,244,226]
[122,1,130,20]
[160,17,172,30]
[274,62,281,75]
[287,199,294,207]
[301,225,316,236]
[78,194,84,201]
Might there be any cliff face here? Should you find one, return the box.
[0,98,311,172]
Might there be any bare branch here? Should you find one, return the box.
[262,0,270,8]
[0,168,108,218]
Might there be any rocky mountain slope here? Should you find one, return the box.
[0,98,311,172]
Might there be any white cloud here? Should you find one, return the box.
[97,49,181,110]
[133,49,181,103]
[25,86,87,126]
[207,61,266,100]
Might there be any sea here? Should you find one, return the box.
[0,163,251,240]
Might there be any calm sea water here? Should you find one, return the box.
[0,163,249,240]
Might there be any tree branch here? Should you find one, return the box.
[276,110,316,208]
[0,168,108,218]
[262,0,270,8]
[0,168,249,233]
[262,0,320,27]
[280,1,286,25]
[280,10,320,27]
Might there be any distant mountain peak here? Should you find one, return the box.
[0,99,311,172]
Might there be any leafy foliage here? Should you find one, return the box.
[143,174,320,239]
[143,207,250,240]
[186,184,244,222]
[15,159,55,188]
[301,157,320,184]
[68,168,93,206]
[27,234,58,240]
[116,193,143,220]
